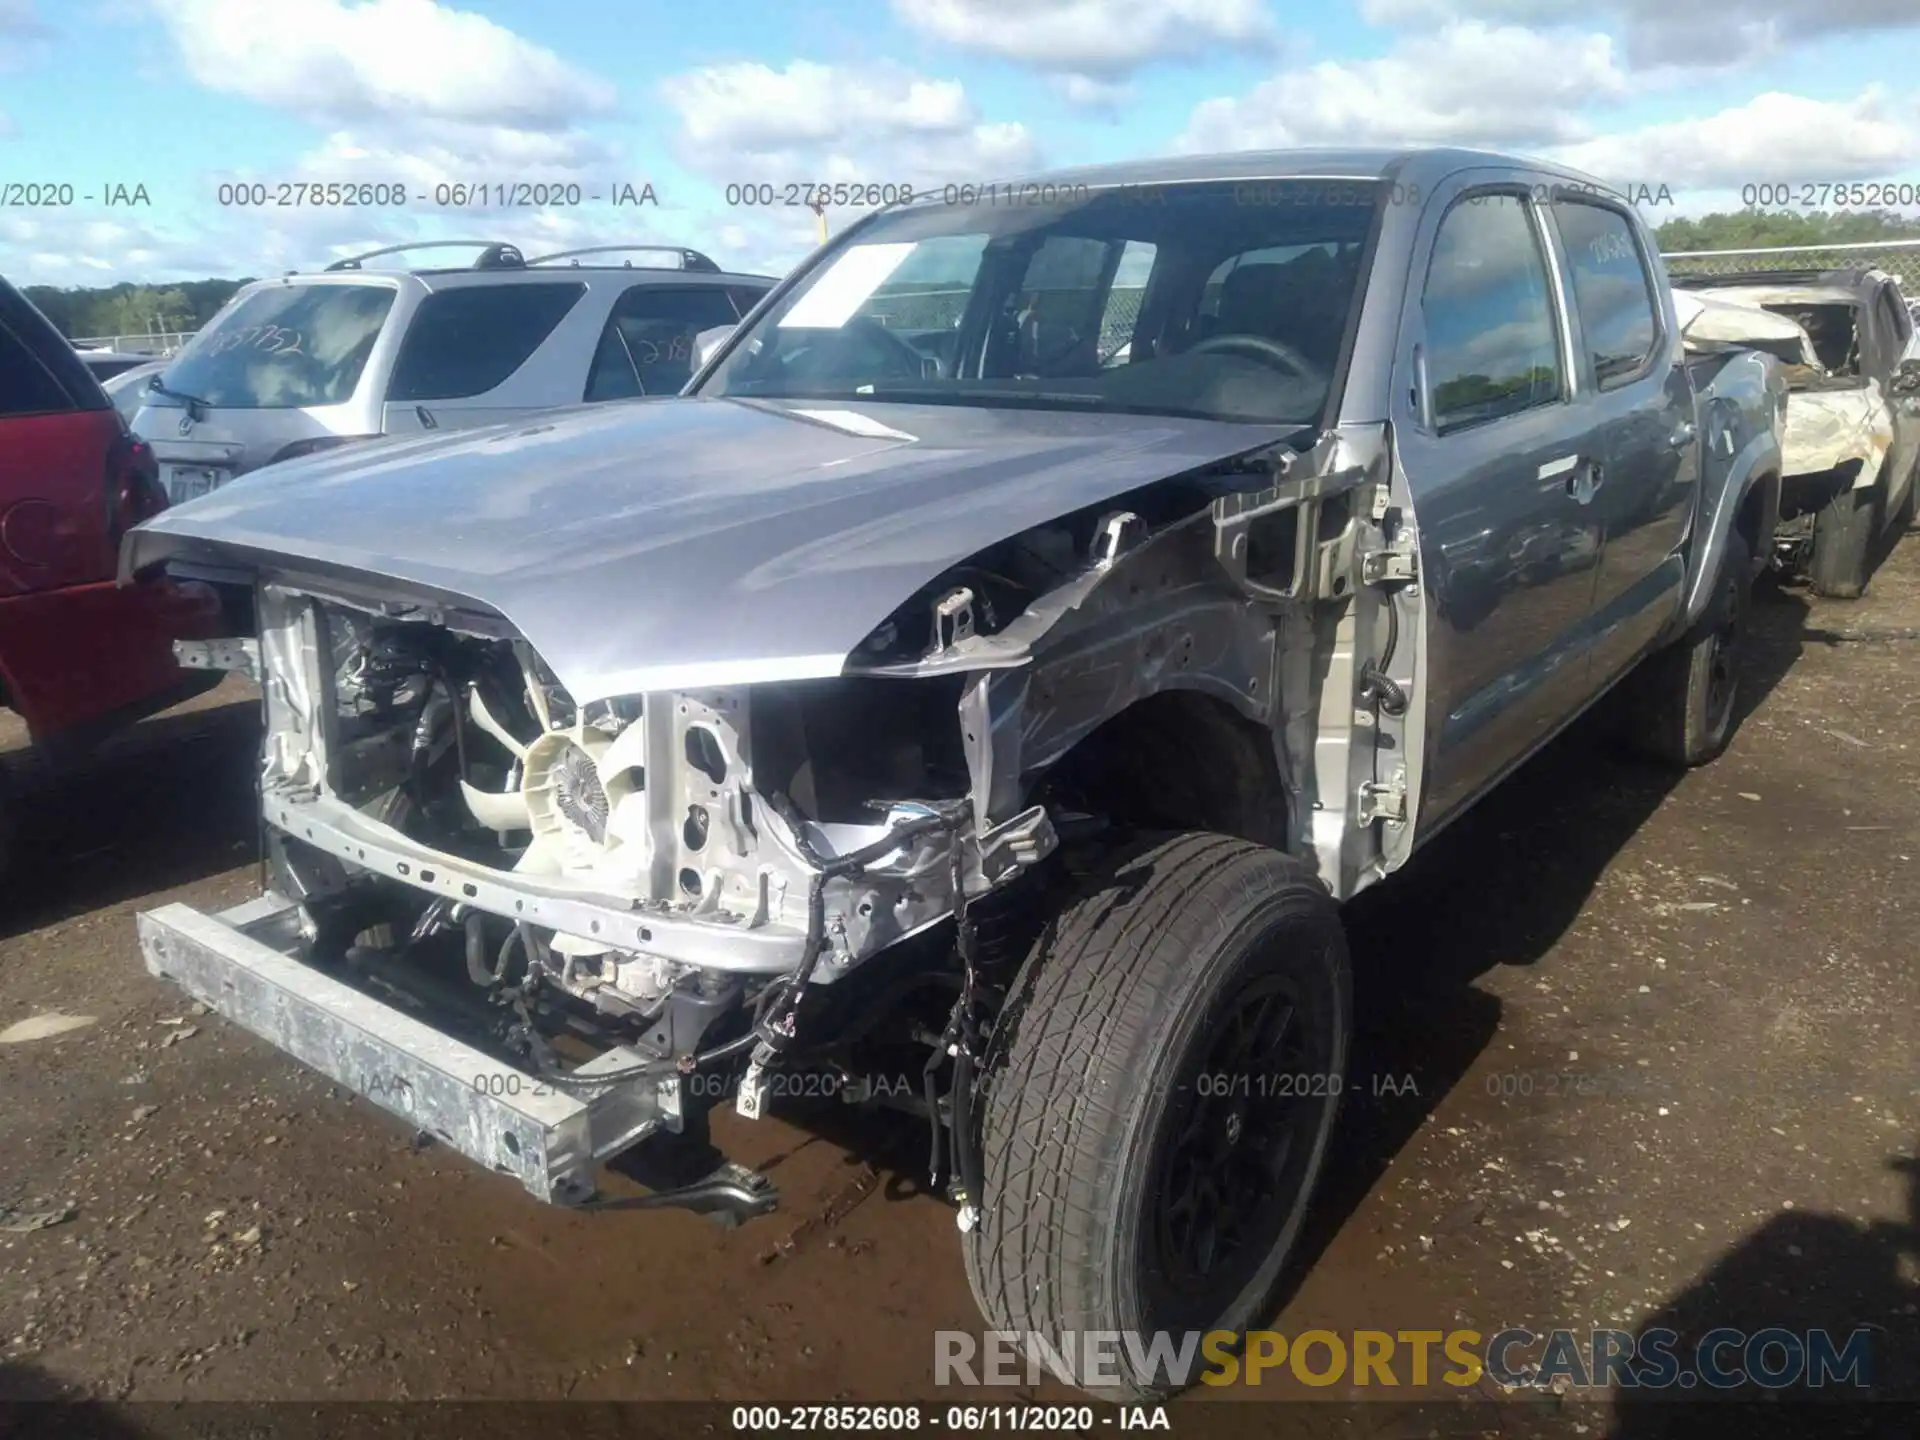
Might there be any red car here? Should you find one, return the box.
[0,278,222,850]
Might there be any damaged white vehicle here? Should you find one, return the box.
[130,150,1787,1398]
[1677,268,1920,597]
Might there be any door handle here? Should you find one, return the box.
[1668,421,1696,449]
[1568,461,1603,504]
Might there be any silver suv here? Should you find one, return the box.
[128,242,776,504]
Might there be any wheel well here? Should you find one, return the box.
[1735,476,1771,555]
[1033,689,1290,850]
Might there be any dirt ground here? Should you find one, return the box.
[1,533,1917,1438]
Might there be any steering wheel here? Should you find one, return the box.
[1188,332,1321,383]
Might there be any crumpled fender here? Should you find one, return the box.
[1679,353,1784,633]
[1782,386,1894,487]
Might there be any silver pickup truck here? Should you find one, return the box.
[125,147,1785,1398]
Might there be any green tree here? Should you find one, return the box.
[1657,209,1920,252]
[20,279,252,339]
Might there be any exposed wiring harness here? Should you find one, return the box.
[1357,588,1411,718]
[501,795,975,1094]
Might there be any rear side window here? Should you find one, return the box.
[584,285,742,400]
[388,283,586,402]
[0,319,76,417]
[1422,194,1563,434]
[728,285,771,318]
[162,284,396,409]
[1551,201,1660,388]
[0,283,106,417]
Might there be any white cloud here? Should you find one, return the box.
[1058,75,1133,111]
[1548,88,1920,190]
[658,59,1039,280]
[1179,21,1627,152]
[892,0,1277,77]
[149,0,616,128]
[1359,0,1920,69]
[662,60,1037,194]
[290,119,617,190]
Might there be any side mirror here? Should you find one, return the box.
[693,325,737,371]
[1893,358,1920,395]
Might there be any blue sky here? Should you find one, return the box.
[1,0,1918,286]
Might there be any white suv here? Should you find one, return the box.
[128,242,778,504]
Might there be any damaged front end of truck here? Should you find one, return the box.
[123,399,1417,1224]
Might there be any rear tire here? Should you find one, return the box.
[1621,531,1751,768]
[1808,467,1883,598]
[962,833,1351,1400]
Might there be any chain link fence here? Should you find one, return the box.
[69,331,196,355]
[1661,240,1920,296]
[867,286,1148,354]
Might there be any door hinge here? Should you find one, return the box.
[1357,773,1409,825]
[1360,541,1418,586]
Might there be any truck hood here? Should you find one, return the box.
[125,396,1297,702]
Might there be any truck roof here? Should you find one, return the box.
[981,146,1618,198]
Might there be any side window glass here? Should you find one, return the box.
[1877,286,1911,361]
[584,285,741,401]
[1551,201,1659,388]
[855,234,989,332]
[388,284,584,402]
[1098,241,1155,364]
[1422,194,1563,434]
[0,320,76,417]
[1011,235,1112,376]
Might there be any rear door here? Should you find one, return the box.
[1392,180,1604,829]
[1546,196,1696,690]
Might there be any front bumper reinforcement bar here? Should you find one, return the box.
[137,895,693,1206]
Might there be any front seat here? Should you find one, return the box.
[1205,260,1344,370]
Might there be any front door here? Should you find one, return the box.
[1393,183,1604,830]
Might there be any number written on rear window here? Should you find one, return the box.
[584,285,742,401]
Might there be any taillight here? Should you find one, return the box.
[106,429,168,544]
[267,433,379,467]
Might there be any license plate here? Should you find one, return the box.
[165,465,224,504]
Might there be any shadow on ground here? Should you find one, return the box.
[1274,574,1811,1291]
[1608,1149,1919,1440]
[0,698,260,941]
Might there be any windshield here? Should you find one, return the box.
[696,179,1382,424]
[154,283,396,409]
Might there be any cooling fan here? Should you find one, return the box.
[456,680,653,912]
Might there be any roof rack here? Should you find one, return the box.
[524,245,721,274]
[324,241,527,272]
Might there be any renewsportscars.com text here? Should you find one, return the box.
[935,1326,1873,1392]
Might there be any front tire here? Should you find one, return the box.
[963,833,1351,1400]
[1808,466,1883,598]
